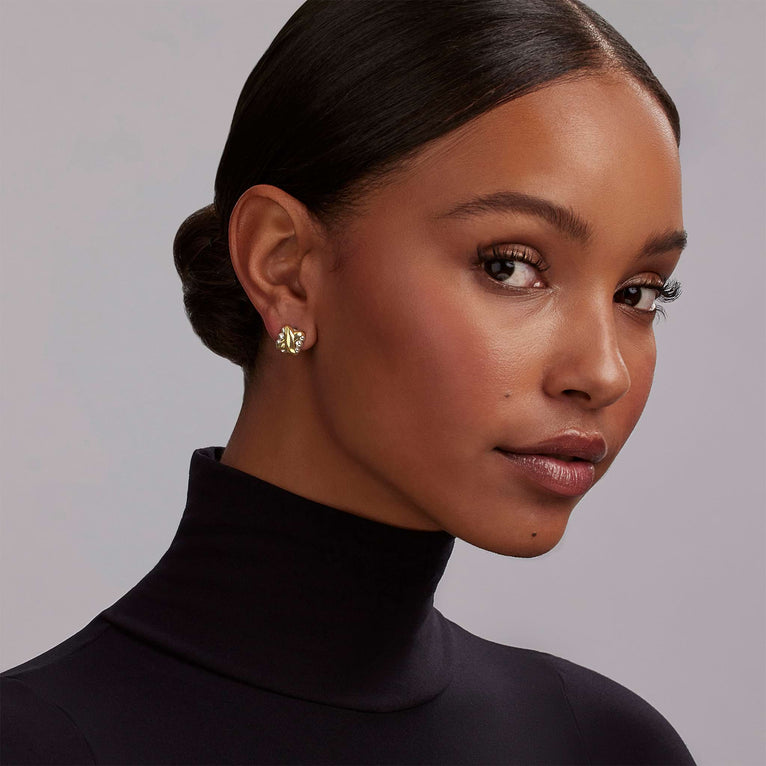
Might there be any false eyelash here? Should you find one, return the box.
[653,277,682,320]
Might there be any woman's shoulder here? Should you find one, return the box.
[1,617,109,764]
[1,676,96,764]
[447,619,696,764]
[537,651,695,764]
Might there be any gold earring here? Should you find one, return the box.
[275,325,306,354]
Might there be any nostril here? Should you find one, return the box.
[563,389,591,400]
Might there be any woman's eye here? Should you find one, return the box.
[478,246,547,289]
[615,284,659,312]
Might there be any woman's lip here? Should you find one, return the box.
[494,449,596,497]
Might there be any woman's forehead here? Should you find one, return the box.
[352,73,682,236]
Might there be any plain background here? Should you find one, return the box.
[1,1,764,763]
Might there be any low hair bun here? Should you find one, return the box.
[173,203,264,372]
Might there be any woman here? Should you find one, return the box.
[1,0,696,763]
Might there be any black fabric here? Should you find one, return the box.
[1,446,696,764]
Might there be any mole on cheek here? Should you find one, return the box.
[504,393,511,398]
[531,532,537,537]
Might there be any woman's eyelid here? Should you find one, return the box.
[484,245,674,283]
[485,242,549,270]
[480,244,677,294]
[622,271,671,289]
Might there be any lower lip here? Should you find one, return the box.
[495,450,596,497]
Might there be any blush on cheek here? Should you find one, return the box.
[362,296,481,452]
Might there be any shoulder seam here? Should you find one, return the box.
[549,657,595,766]
[2,676,97,764]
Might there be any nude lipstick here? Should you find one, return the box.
[494,432,607,497]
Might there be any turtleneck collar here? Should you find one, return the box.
[99,446,457,712]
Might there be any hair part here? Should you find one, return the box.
[173,0,680,388]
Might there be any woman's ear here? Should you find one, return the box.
[228,184,324,351]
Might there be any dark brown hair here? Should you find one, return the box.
[173,0,680,388]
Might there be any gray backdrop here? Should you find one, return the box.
[1,1,764,763]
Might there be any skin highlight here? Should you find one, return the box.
[221,72,684,557]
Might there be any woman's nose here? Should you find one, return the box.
[542,302,633,410]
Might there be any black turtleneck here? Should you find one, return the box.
[1,446,695,764]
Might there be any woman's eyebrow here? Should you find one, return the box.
[433,190,593,243]
[433,190,688,258]
[639,228,688,260]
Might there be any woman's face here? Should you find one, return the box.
[309,73,684,556]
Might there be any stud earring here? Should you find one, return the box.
[275,325,306,354]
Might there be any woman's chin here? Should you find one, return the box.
[458,516,571,558]
[492,533,566,558]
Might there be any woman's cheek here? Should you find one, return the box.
[609,331,657,457]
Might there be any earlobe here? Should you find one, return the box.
[227,184,319,349]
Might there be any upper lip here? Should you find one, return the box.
[496,431,608,464]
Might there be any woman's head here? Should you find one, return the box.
[174,0,685,556]
[175,0,679,381]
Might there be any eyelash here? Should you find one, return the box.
[475,244,683,319]
[629,278,682,319]
[477,244,549,276]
